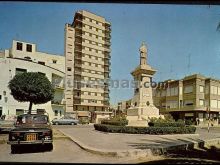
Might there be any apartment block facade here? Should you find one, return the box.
[0,40,65,120]
[153,74,220,125]
[64,10,111,122]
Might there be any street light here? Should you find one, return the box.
[206,106,210,132]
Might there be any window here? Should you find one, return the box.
[166,88,171,96]
[16,68,27,75]
[0,95,1,100]
[26,44,32,52]
[16,109,24,116]
[161,90,166,96]
[166,100,178,109]
[218,87,220,95]
[52,60,57,64]
[211,99,218,108]
[184,85,193,93]
[54,110,58,116]
[38,61,45,65]
[199,99,204,106]
[199,86,204,93]
[67,67,72,71]
[211,86,218,95]
[37,109,45,115]
[184,100,194,106]
[16,42,23,51]
[218,100,220,108]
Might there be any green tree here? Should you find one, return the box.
[8,72,54,114]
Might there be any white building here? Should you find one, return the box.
[0,40,65,120]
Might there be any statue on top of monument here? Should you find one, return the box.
[139,42,147,65]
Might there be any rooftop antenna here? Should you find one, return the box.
[187,53,191,75]
[170,64,173,78]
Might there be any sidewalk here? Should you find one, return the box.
[57,125,220,158]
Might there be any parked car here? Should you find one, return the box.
[51,117,79,125]
[7,114,53,153]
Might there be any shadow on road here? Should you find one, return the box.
[10,144,53,154]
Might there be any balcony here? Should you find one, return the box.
[75,63,82,68]
[74,70,81,75]
[75,55,82,60]
[105,34,111,39]
[73,94,81,99]
[104,41,111,46]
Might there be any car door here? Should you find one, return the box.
[60,117,65,125]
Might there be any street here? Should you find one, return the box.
[0,125,220,164]
[0,136,129,163]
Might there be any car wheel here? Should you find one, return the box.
[55,122,59,125]
[71,122,75,125]
[11,145,17,154]
[46,143,53,151]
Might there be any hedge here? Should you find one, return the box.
[148,121,185,127]
[101,120,128,126]
[101,117,128,126]
[94,124,196,135]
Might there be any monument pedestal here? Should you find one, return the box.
[126,106,162,127]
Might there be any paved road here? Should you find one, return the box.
[54,125,203,151]
[0,134,146,163]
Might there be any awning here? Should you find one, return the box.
[77,111,90,117]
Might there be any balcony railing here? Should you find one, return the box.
[75,63,82,68]
[74,71,81,75]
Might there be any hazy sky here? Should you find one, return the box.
[0,2,220,105]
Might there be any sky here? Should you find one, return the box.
[0,2,220,105]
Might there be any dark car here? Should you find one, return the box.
[7,114,53,153]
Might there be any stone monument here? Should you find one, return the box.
[126,42,163,126]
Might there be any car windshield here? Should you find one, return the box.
[17,115,48,124]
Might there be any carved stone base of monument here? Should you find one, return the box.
[126,106,163,127]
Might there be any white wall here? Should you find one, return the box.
[0,49,65,120]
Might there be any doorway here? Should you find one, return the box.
[0,107,2,117]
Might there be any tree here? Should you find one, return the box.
[8,72,54,114]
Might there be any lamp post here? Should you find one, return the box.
[206,106,210,132]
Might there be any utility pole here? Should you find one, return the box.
[207,106,210,132]
[187,53,191,75]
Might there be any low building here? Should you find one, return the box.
[117,99,131,115]
[0,40,65,120]
[153,74,220,125]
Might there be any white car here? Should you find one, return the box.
[51,117,79,125]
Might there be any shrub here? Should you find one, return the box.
[185,120,195,125]
[94,124,196,135]
[148,117,185,127]
[101,115,128,126]
[164,114,175,122]
[152,121,185,127]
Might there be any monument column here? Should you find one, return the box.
[126,42,161,126]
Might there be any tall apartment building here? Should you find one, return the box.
[64,10,111,123]
[153,74,220,125]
